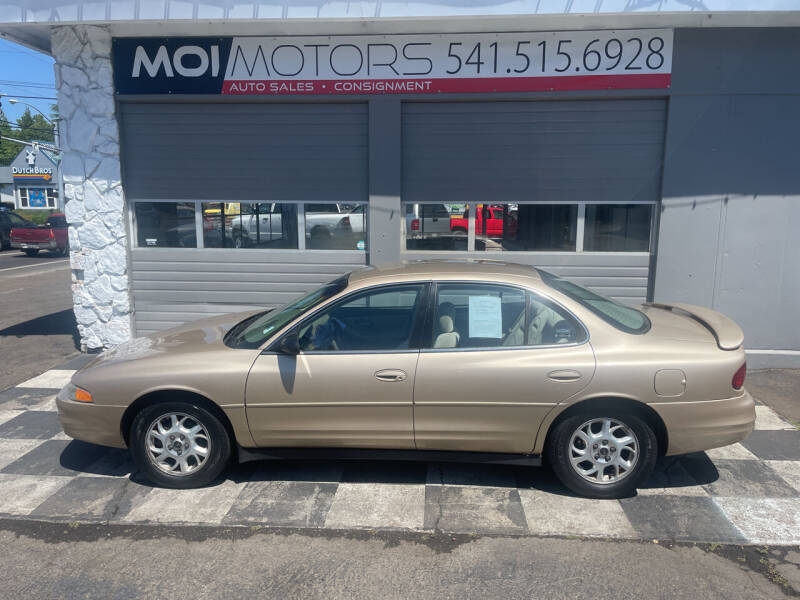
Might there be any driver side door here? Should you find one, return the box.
[245,283,428,449]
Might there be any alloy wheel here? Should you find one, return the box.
[145,412,211,476]
[568,417,639,485]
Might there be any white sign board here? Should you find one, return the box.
[468,296,503,339]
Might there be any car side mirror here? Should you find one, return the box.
[276,330,300,355]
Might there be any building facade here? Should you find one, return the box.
[5,144,60,210]
[0,3,798,367]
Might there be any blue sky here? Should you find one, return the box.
[0,38,56,125]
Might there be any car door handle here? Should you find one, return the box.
[547,369,582,382]
[374,369,408,382]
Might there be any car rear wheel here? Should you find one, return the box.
[130,402,231,489]
[546,412,657,499]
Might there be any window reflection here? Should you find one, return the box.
[202,202,298,249]
[134,202,197,248]
[476,204,577,252]
[584,204,652,252]
[405,203,467,250]
[305,203,367,250]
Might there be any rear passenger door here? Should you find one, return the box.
[413,282,596,454]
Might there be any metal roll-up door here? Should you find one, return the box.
[119,102,368,335]
[402,99,666,303]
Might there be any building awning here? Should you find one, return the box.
[2,1,800,54]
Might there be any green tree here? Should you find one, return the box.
[15,108,54,143]
[0,107,56,166]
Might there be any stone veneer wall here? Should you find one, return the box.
[51,24,132,350]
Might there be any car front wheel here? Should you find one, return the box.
[130,402,231,488]
[546,412,657,499]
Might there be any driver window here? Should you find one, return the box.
[298,284,424,352]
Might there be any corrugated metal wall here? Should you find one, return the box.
[119,102,368,336]
[402,99,666,203]
[129,249,367,335]
[119,102,368,201]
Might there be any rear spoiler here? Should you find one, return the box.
[645,302,744,350]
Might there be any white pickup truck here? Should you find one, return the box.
[226,203,366,249]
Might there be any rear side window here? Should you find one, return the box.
[429,283,586,349]
[431,283,525,349]
[538,269,650,334]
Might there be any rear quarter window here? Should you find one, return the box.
[538,269,650,334]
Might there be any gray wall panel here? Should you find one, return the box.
[120,102,368,201]
[656,29,800,366]
[402,99,666,204]
[131,248,366,336]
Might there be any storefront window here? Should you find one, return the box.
[405,203,467,250]
[583,204,653,252]
[17,187,57,209]
[202,202,298,249]
[475,204,577,252]
[134,202,197,248]
[305,203,367,250]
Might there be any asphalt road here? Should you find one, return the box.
[0,521,797,599]
[0,247,77,391]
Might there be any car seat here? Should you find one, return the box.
[434,302,460,348]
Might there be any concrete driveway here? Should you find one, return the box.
[0,247,77,391]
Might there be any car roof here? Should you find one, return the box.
[347,260,543,286]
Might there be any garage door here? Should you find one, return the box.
[119,102,368,335]
[401,99,667,303]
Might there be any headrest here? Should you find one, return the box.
[439,301,456,319]
[438,315,454,333]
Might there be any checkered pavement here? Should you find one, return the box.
[1,357,798,544]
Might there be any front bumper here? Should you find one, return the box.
[11,240,57,250]
[651,390,755,456]
[56,387,127,449]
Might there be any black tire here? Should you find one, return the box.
[24,249,39,257]
[55,242,69,257]
[130,401,232,489]
[0,232,8,250]
[546,411,658,499]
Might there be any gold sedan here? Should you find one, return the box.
[57,261,754,498]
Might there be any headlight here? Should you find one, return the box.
[61,383,93,403]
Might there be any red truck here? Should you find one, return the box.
[450,204,517,238]
[10,213,70,257]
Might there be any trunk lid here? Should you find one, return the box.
[642,302,744,350]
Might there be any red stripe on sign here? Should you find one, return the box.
[222,73,670,95]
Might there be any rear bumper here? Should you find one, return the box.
[11,240,57,250]
[651,390,755,456]
[56,387,127,449]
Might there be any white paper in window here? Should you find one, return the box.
[468,295,502,338]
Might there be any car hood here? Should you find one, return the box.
[84,310,263,369]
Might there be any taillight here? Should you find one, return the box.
[411,219,419,231]
[49,229,55,239]
[732,362,746,390]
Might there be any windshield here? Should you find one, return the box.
[537,269,651,334]
[225,276,349,349]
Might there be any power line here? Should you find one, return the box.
[0,80,56,89]
[0,94,57,100]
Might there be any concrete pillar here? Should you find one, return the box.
[51,25,132,350]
